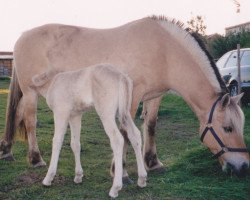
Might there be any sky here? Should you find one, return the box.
[1,0,250,51]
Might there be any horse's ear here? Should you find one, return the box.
[231,93,244,105]
[220,93,230,110]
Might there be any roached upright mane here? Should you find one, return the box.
[149,15,228,94]
[190,32,228,93]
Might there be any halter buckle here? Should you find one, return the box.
[222,147,228,153]
[206,123,212,128]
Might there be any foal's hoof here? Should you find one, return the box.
[122,176,134,185]
[137,176,147,188]
[109,185,122,198]
[0,152,15,161]
[74,175,83,184]
[109,189,118,198]
[42,179,52,186]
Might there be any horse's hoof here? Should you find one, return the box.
[0,152,15,161]
[122,176,134,185]
[149,166,166,174]
[33,160,46,168]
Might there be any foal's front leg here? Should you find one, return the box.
[69,114,83,184]
[43,111,68,186]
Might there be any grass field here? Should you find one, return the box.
[0,78,250,200]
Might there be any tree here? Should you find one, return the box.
[208,29,250,59]
[187,15,207,36]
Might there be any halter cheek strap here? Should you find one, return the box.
[200,95,248,159]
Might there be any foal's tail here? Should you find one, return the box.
[117,74,133,126]
[32,69,57,87]
[4,67,26,143]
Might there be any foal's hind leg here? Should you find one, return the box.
[23,92,46,167]
[122,114,147,188]
[142,96,164,172]
[69,114,83,184]
[101,117,124,198]
[110,96,141,184]
[43,110,69,186]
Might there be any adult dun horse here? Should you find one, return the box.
[1,16,249,177]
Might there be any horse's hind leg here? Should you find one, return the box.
[69,113,83,184]
[0,97,25,160]
[142,96,164,172]
[23,92,46,167]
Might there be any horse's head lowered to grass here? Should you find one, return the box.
[200,93,249,176]
[153,16,250,176]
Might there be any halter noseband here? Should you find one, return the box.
[200,96,248,159]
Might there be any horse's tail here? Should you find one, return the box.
[117,74,133,127]
[32,69,57,87]
[4,66,26,143]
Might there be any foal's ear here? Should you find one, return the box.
[231,93,244,105]
[220,93,230,110]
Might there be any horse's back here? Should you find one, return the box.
[14,18,168,98]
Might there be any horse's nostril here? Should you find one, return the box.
[239,163,249,176]
[227,162,235,171]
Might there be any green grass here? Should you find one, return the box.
[0,79,250,200]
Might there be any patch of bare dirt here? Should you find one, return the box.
[18,172,41,184]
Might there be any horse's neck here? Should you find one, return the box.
[169,62,219,122]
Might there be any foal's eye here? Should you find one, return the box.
[223,126,233,133]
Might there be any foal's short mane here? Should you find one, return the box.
[149,15,228,94]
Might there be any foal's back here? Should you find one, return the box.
[46,64,128,112]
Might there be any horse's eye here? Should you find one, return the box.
[223,126,233,133]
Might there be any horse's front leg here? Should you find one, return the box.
[142,96,165,172]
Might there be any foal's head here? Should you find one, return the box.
[200,93,249,176]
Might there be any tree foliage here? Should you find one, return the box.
[208,30,250,59]
[187,14,250,59]
[187,15,207,36]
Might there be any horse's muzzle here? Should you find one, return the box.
[226,162,249,177]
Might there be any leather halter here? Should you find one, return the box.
[200,96,248,159]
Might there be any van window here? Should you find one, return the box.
[241,50,250,65]
[216,52,231,68]
[225,51,243,68]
